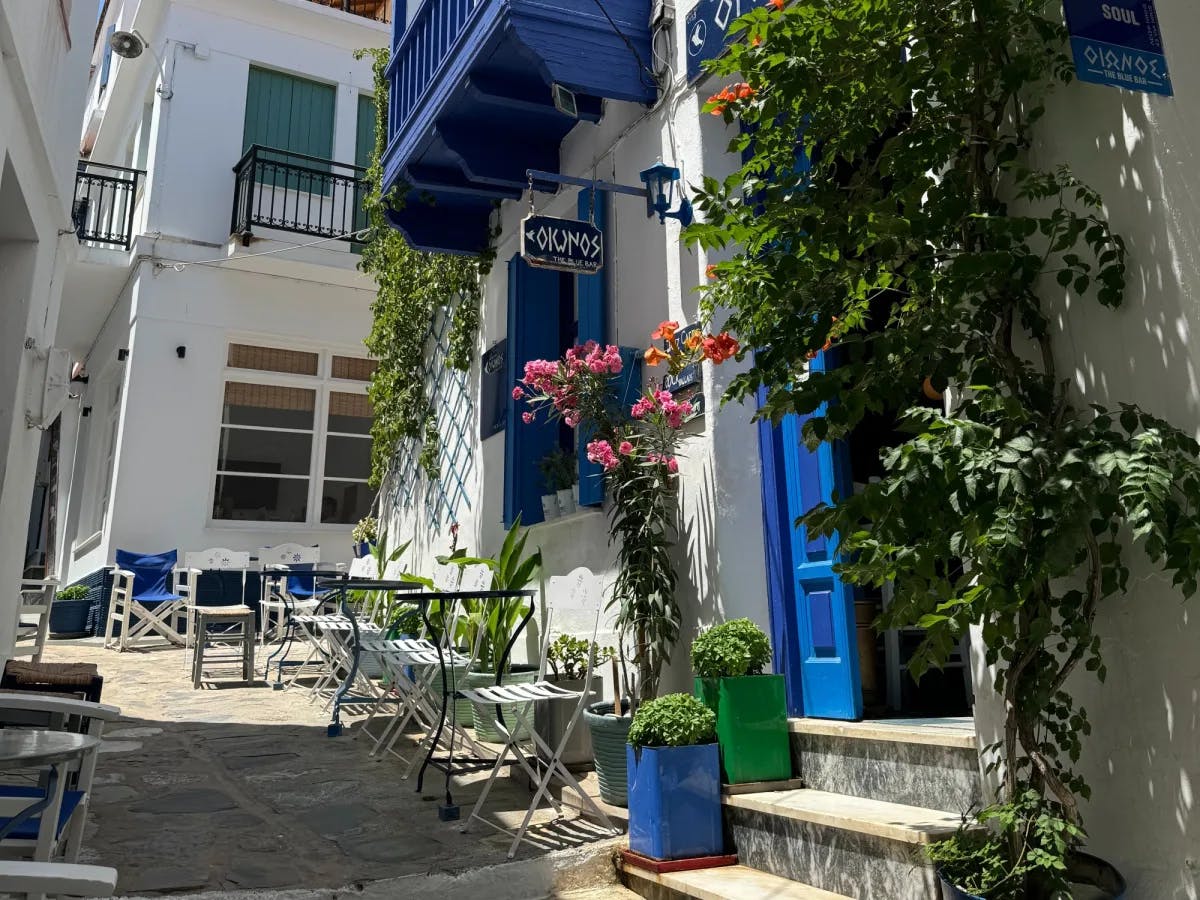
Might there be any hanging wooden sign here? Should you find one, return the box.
[521,214,603,274]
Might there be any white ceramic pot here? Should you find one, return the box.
[541,495,560,521]
[556,488,576,516]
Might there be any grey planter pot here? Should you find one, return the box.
[582,700,631,807]
[467,667,538,743]
[431,663,474,727]
[535,675,602,767]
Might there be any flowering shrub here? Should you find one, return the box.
[515,327,734,702]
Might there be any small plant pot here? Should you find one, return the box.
[467,667,538,742]
[535,675,601,767]
[583,701,631,806]
[936,852,1126,899]
[556,488,576,516]
[695,674,791,784]
[540,495,560,521]
[627,742,723,860]
[353,541,373,558]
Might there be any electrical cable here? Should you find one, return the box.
[153,228,370,271]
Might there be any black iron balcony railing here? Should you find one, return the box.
[73,161,143,250]
[306,0,392,23]
[231,145,370,245]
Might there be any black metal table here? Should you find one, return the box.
[264,568,349,689]
[320,581,536,812]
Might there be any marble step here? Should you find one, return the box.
[723,788,969,900]
[622,864,852,900]
[788,717,982,812]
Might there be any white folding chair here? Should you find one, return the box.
[0,862,118,898]
[0,694,122,864]
[12,581,57,663]
[459,567,616,858]
[257,544,321,644]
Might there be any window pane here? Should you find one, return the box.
[213,475,308,522]
[328,391,371,434]
[227,343,318,376]
[218,427,312,476]
[320,480,372,524]
[332,356,378,381]
[223,382,315,430]
[324,435,370,479]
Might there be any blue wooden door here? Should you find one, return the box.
[773,355,862,720]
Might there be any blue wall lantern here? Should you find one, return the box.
[639,162,693,226]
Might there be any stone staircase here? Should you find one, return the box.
[620,717,982,900]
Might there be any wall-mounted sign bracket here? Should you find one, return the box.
[526,169,648,200]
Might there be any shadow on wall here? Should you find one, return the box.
[1029,76,1200,898]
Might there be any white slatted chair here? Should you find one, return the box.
[0,862,118,898]
[176,549,253,657]
[12,581,57,664]
[459,567,616,857]
[258,544,321,644]
[0,693,122,864]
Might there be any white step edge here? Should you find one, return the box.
[723,787,968,844]
[624,864,852,900]
[789,717,977,750]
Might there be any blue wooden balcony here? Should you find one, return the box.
[382,0,656,254]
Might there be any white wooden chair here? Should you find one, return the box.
[258,544,321,644]
[175,549,253,656]
[12,581,57,664]
[0,862,117,898]
[0,693,122,864]
[459,567,616,857]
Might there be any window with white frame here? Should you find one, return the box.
[79,376,122,538]
[212,343,375,525]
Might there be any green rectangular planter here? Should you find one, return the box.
[695,674,791,784]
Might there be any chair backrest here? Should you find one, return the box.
[114,549,177,599]
[183,548,252,571]
[381,556,406,581]
[348,556,375,579]
[257,544,320,566]
[431,562,462,592]
[457,563,493,595]
[539,567,605,680]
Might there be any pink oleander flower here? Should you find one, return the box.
[655,390,673,405]
[512,386,525,400]
[522,412,535,424]
[618,440,634,455]
[666,457,679,474]
[586,439,620,472]
[631,396,655,420]
[565,412,581,428]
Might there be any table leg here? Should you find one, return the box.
[415,600,450,801]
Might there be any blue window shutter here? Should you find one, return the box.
[504,255,562,527]
[575,189,607,507]
[99,25,115,90]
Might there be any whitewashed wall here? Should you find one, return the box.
[968,1,1200,894]
[0,0,94,656]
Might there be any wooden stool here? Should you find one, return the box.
[191,606,255,688]
[1,661,104,703]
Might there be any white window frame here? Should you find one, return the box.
[79,371,123,540]
[207,339,373,530]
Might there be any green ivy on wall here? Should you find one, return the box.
[354,48,494,487]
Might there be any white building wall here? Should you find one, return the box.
[966,2,1200,894]
[383,26,770,692]
[0,0,94,656]
[58,0,386,585]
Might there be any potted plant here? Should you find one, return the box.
[535,451,564,522]
[351,515,378,558]
[452,517,542,743]
[536,634,612,767]
[691,618,790,784]
[626,693,723,861]
[48,584,91,637]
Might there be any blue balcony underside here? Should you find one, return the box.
[383,0,656,254]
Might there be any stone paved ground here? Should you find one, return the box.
[38,639,633,899]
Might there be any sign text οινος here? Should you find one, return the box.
[520,214,603,274]
[1062,0,1172,96]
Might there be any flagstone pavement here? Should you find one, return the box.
[37,639,632,899]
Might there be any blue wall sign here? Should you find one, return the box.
[661,324,705,418]
[520,214,603,274]
[1063,0,1172,96]
[480,340,508,440]
[686,0,746,83]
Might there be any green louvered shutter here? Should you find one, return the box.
[243,67,335,193]
[352,94,375,246]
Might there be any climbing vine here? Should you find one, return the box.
[690,0,1200,895]
[355,48,494,486]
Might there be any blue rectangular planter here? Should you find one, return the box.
[626,742,723,860]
